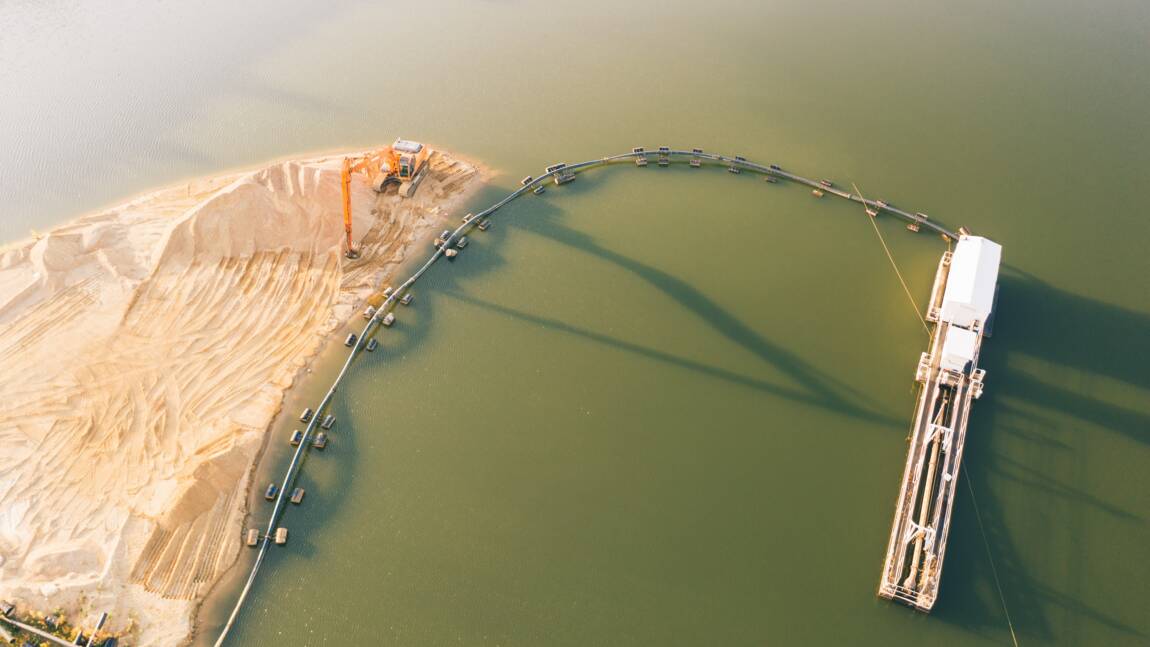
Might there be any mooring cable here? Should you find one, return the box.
[850,183,931,338]
[846,182,1016,643]
[963,473,1021,647]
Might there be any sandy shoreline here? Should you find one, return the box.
[0,147,484,646]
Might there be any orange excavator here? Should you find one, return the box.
[340,139,431,258]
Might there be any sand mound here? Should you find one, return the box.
[0,150,481,645]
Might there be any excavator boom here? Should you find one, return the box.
[340,158,356,258]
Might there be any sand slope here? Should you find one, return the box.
[0,150,481,645]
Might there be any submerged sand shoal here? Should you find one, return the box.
[0,149,483,645]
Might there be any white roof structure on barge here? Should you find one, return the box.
[940,235,1002,329]
[940,326,979,372]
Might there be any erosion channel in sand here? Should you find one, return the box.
[0,148,483,645]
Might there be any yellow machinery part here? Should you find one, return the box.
[341,157,355,256]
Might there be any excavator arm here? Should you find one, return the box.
[341,157,357,258]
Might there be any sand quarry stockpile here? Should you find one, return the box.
[0,149,481,645]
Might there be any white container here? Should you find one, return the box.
[939,236,1002,329]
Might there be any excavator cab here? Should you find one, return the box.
[398,154,416,179]
[391,140,424,180]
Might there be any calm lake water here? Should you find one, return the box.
[3,1,1148,645]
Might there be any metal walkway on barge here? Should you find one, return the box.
[878,237,1001,611]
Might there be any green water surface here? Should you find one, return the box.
[2,1,1147,645]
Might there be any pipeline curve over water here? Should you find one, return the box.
[212,147,961,646]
